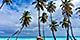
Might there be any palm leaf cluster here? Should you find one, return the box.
[3,0,12,4]
[60,0,74,17]
[40,12,48,23]
[20,11,32,27]
[32,0,47,11]
[50,20,59,31]
[0,0,12,8]
[60,17,70,28]
[46,1,56,13]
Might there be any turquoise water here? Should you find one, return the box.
[0,38,80,40]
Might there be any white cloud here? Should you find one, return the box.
[0,31,5,34]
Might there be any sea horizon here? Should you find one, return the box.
[0,36,80,38]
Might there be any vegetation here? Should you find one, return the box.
[60,0,76,40]
[32,0,47,40]
[7,11,32,40]
[40,12,48,40]
[0,0,79,40]
[0,0,13,9]
[46,1,57,40]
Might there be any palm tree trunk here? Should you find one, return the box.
[70,25,76,40]
[51,28,56,40]
[16,26,24,40]
[43,23,45,40]
[38,10,41,36]
[67,27,69,40]
[7,30,19,40]
[69,34,73,40]
[68,16,76,40]
[50,13,56,40]
[7,26,24,40]
[50,13,52,22]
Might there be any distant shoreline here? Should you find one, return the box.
[0,36,80,38]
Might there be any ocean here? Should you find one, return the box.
[0,37,80,40]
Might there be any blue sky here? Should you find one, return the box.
[0,0,80,37]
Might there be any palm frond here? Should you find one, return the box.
[46,1,56,13]
[43,0,48,2]
[32,1,36,5]
[65,0,68,3]
[75,7,80,10]
[68,0,72,2]
[20,11,32,27]
[40,12,48,23]
[68,3,74,7]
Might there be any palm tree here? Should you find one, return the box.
[46,1,57,40]
[32,0,47,40]
[60,0,76,40]
[40,12,48,40]
[60,17,73,40]
[0,0,13,9]
[7,11,32,40]
[60,17,70,40]
[60,0,73,17]
[50,20,59,40]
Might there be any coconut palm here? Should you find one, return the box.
[46,1,56,13]
[32,0,47,11]
[7,11,32,40]
[60,0,74,17]
[60,0,76,40]
[46,1,57,40]
[40,12,48,40]
[32,0,47,39]
[60,17,70,40]
[0,0,13,9]
[49,20,59,40]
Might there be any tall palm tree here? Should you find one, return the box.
[46,1,57,40]
[50,20,59,40]
[0,0,13,9]
[60,17,70,40]
[60,0,76,40]
[32,0,47,40]
[7,11,32,40]
[40,12,48,40]
[60,0,73,17]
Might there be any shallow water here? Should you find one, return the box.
[0,37,80,40]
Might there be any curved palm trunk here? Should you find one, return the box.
[51,28,56,40]
[50,13,52,22]
[70,25,76,40]
[43,23,45,40]
[50,13,56,40]
[16,26,24,40]
[7,30,19,40]
[38,10,41,36]
[67,27,69,40]
[69,34,73,40]
[7,26,24,40]
[68,17,76,40]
